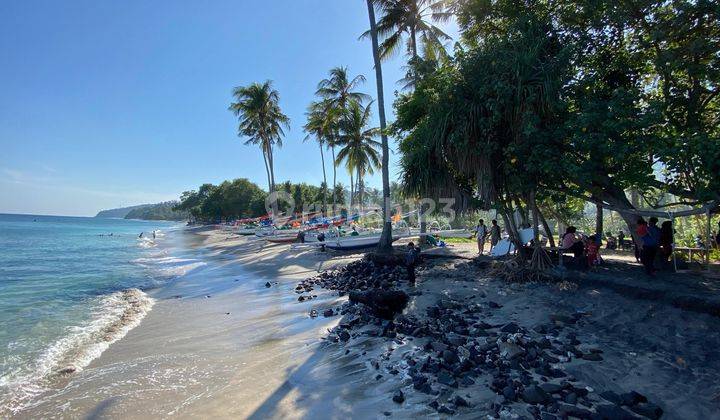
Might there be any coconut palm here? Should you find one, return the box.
[365,0,394,252]
[363,0,451,62]
[303,101,333,215]
[316,67,370,213]
[335,101,382,210]
[229,81,289,193]
[316,67,371,112]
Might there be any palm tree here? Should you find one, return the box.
[316,67,370,214]
[229,81,289,193]
[335,101,382,211]
[365,0,393,252]
[316,67,371,112]
[303,101,329,215]
[363,0,451,63]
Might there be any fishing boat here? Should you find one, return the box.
[236,226,258,235]
[265,234,298,244]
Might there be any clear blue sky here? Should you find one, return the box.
[0,0,457,216]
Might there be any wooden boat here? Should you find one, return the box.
[324,234,403,251]
[265,234,298,244]
[237,226,257,235]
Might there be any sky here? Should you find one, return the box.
[0,1,458,217]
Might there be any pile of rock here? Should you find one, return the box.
[297,260,663,418]
[331,291,662,418]
[297,258,409,296]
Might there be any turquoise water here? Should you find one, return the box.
[0,214,183,414]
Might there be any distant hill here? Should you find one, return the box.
[96,202,188,221]
[95,204,150,219]
[124,201,188,221]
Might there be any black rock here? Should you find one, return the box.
[620,391,648,406]
[338,330,350,341]
[630,402,663,419]
[437,370,458,388]
[323,308,335,317]
[500,322,520,333]
[488,301,502,308]
[540,383,563,394]
[442,349,459,364]
[502,385,517,401]
[564,392,577,404]
[392,390,405,404]
[595,404,637,420]
[265,282,271,288]
[453,395,469,407]
[582,352,604,361]
[522,385,551,405]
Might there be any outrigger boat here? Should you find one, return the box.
[265,233,298,244]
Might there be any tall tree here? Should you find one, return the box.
[364,0,451,61]
[335,101,382,210]
[303,101,332,215]
[316,67,370,212]
[229,81,290,193]
[366,0,394,252]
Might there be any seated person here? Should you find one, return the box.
[561,226,585,260]
[586,234,601,266]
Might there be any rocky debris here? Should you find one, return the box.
[265,281,271,288]
[297,260,666,418]
[323,308,335,317]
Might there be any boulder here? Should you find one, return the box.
[522,385,551,405]
[349,290,409,319]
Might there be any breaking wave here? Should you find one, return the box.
[0,289,155,415]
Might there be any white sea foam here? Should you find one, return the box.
[0,289,155,415]
[158,261,207,277]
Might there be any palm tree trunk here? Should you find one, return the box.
[357,168,363,211]
[350,171,354,207]
[319,143,328,216]
[366,0,393,253]
[331,146,337,216]
[262,148,272,193]
[268,145,276,192]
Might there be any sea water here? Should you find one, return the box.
[0,214,187,414]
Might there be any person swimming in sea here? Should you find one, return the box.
[138,232,143,238]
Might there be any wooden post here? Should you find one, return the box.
[706,208,711,268]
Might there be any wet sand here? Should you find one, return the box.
[19,227,393,419]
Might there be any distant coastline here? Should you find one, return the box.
[95,201,188,221]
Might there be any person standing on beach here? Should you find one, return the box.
[405,242,421,285]
[475,219,488,255]
[489,220,501,252]
[637,217,660,275]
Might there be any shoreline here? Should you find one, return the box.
[12,226,720,418]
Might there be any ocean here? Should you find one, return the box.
[0,214,189,415]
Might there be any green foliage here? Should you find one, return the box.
[174,178,267,223]
[124,202,188,221]
[395,0,720,240]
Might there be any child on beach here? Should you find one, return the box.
[405,242,421,285]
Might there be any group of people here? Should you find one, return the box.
[636,217,676,276]
[474,219,502,255]
[560,226,602,268]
